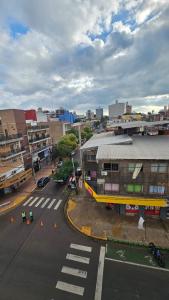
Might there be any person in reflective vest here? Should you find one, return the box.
[22,211,26,222]
[29,210,33,222]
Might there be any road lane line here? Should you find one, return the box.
[35,197,44,207]
[61,266,87,278]
[94,246,105,300]
[41,198,50,208]
[47,198,56,209]
[54,199,62,210]
[70,243,92,253]
[23,197,33,206]
[105,257,169,272]
[56,281,84,296]
[29,197,39,207]
[66,253,90,264]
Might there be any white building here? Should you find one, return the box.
[109,100,132,119]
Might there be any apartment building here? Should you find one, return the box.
[81,133,169,219]
[0,109,32,194]
[109,100,132,119]
[49,119,71,145]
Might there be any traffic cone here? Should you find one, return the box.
[40,220,44,227]
[26,219,30,225]
[10,217,14,223]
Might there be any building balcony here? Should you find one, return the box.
[27,125,49,132]
[28,135,50,144]
[31,144,51,154]
[0,147,26,160]
[0,134,23,145]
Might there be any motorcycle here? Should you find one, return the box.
[149,242,165,268]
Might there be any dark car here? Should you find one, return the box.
[37,177,50,188]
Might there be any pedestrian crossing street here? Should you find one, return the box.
[56,243,93,297]
[23,196,62,211]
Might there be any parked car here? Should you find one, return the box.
[37,177,50,188]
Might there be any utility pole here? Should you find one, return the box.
[78,124,82,167]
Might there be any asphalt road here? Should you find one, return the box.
[102,259,169,300]
[0,178,169,300]
[0,179,102,300]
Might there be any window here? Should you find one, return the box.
[105,183,119,192]
[149,185,165,194]
[127,184,143,193]
[112,164,118,171]
[151,163,167,173]
[128,163,135,172]
[104,163,111,170]
[87,155,96,161]
[103,163,119,171]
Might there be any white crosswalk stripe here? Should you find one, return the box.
[47,198,57,209]
[70,243,92,253]
[29,197,39,207]
[23,197,33,206]
[35,197,44,207]
[66,253,90,264]
[41,197,50,208]
[54,199,62,210]
[61,266,87,279]
[56,281,84,296]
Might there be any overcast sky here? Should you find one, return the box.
[0,0,169,114]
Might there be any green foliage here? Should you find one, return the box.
[57,133,78,158]
[51,145,59,160]
[81,126,93,141]
[67,128,79,140]
[53,160,78,181]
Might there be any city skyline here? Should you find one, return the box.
[0,1,169,114]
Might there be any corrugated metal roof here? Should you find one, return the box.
[80,133,132,150]
[96,135,169,160]
[107,120,169,129]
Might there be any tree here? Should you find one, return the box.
[57,134,78,158]
[53,160,78,182]
[51,145,59,161]
[81,126,93,141]
[67,128,79,140]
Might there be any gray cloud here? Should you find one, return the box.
[0,0,169,114]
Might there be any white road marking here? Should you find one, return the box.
[54,199,62,210]
[35,197,44,207]
[41,198,50,208]
[105,257,169,272]
[0,201,10,207]
[66,253,90,264]
[70,243,92,253]
[28,197,39,207]
[23,197,33,206]
[47,198,57,209]
[61,266,87,279]
[56,281,84,296]
[94,246,105,300]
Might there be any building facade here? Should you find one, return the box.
[109,100,132,119]
[81,134,169,219]
[96,107,103,120]
[0,109,32,194]
[49,119,71,145]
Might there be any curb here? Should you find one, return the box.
[65,199,169,250]
[65,199,107,241]
[0,185,37,216]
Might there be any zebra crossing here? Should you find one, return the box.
[23,196,62,211]
[55,243,93,297]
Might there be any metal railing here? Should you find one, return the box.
[0,147,25,158]
[0,133,23,143]
[28,134,50,143]
[27,125,49,131]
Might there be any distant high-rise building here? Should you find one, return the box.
[86,110,94,120]
[109,100,132,119]
[96,107,103,120]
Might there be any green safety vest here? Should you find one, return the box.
[22,212,25,218]
[29,211,33,217]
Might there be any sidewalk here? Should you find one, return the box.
[66,188,169,249]
[0,163,54,215]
